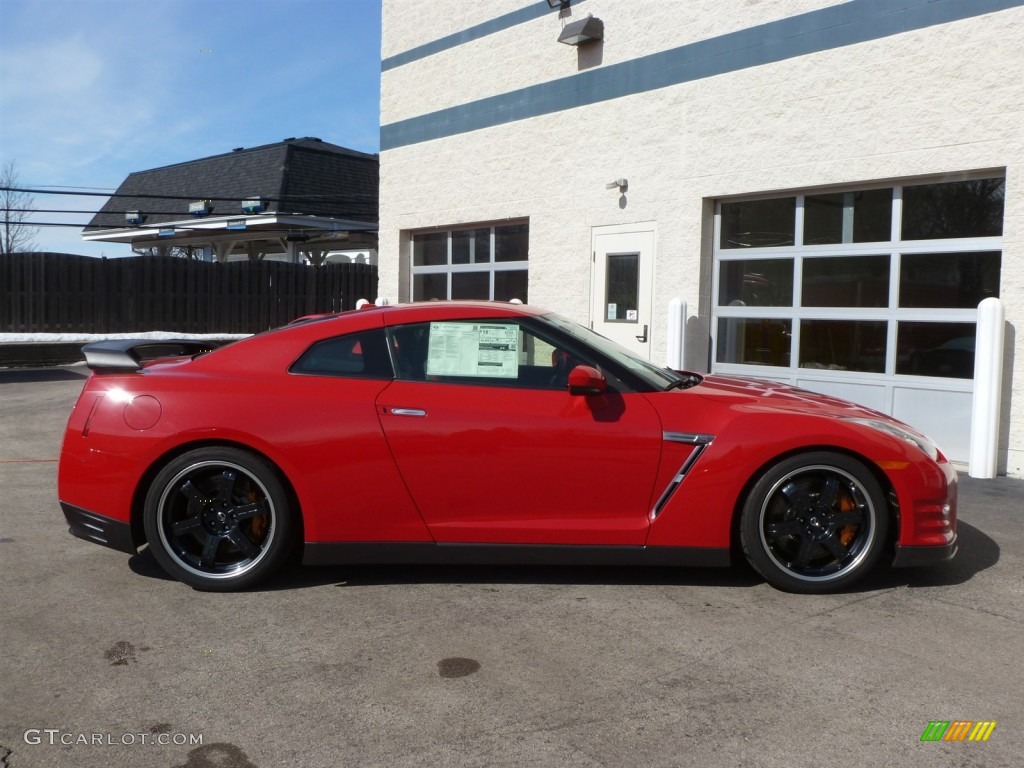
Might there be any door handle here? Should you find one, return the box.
[635,324,648,343]
[390,408,426,417]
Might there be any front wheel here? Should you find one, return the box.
[143,447,295,591]
[740,452,889,593]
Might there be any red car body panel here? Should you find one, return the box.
[57,301,957,580]
[377,381,662,544]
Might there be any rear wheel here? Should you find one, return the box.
[740,452,888,593]
[143,447,294,591]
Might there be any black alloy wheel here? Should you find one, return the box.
[740,451,889,593]
[143,447,294,591]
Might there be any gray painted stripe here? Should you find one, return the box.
[382,1,588,72]
[381,0,1024,150]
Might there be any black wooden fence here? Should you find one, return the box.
[1,252,379,334]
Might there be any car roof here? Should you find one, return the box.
[292,300,549,329]
[369,300,547,322]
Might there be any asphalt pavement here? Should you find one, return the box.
[0,365,1021,768]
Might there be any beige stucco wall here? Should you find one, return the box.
[379,0,1024,474]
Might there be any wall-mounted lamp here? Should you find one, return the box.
[189,200,210,217]
[558,15,603,45]
[242,197,264,214]
[125,211,143,226]
[606,178,628,193]
[546,0,570,9]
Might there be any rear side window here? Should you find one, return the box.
[290,329,393,379]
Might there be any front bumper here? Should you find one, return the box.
[61,503,137,555]
[891,537,958,568]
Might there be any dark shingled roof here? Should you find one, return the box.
[85,137,378,231]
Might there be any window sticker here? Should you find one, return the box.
[426,322,519,378]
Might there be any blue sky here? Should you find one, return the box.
[0,0,382,257]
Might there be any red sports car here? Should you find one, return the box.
[58,301,957,593]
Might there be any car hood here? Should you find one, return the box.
[691,374,890,420]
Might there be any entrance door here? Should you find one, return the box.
[591,224,655,358]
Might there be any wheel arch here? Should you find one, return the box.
[728,444,899,556]
[129,439,305,551]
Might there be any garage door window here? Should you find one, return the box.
[714,176,1003,379]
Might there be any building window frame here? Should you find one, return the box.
[408,220,529,302]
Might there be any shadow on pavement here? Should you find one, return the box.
[278,562,766,591]
[863,520,1000,590]
[128,548,176,582]
[122,507,1002,595]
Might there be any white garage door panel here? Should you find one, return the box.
[892,387,972,463]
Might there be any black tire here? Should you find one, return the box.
[143,447,294,591]
[740,451,889,593]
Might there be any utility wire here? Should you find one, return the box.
[1,186,376,202]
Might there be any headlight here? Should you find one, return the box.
[846,418,940,461]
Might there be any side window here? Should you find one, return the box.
[290,329,393,379]
[389,320,592,390]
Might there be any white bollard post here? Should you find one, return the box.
[666,298,687,370]
[968,297,1004,478]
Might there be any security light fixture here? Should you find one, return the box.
[125,211,143,225]
[558,15,603,45]
[242,197,265,214]
[189,200,209,217]
[547,0,570,9]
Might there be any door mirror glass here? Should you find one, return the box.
[568,365,607,396]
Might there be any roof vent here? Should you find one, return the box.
[232,147,244,152]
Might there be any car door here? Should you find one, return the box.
[375,318,663,545]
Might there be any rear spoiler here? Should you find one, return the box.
[81,339,222,372]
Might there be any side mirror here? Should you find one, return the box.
[568,365,607,396]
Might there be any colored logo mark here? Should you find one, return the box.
[921,721,997,742]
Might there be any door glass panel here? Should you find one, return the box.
[901,178,1004,240]
[390,320,591,390]
[494,269,528,302]
[896,322,975,378]
[799,320,886,373]
[718,259,793,306]
[899,251,1001,308]
[412,232,447,266]
[720,197,795,248]
[413,273,447,301]
[452,228,490,264]
[605,253,639,322]
[802,255,889,307]
[804,188,892,244]
[716,318,791,366]
[451,271,490,299]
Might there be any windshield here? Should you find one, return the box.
[541,313,689,390]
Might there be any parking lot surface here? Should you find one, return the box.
[1,366,1021,768]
